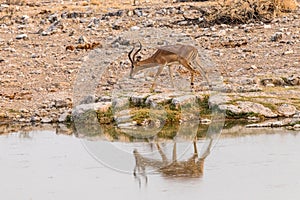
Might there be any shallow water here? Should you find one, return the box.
[0,129,300,200]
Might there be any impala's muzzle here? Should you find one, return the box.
[129,66,134,79]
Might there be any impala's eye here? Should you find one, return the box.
[136,56,142,61]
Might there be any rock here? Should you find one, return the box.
[117,121,137,129]
[249,65,257,70]
[55,99,69,108]
[260,77,285,86]
[112,97,130,110]
[145,92,182,107]
[30,116,40,122]
[87,17,100,28]
[58,112,70,122]
[79,95,95,104]
[183,9,202,20]
[20,108,29,113]
[285,75,300,86]
[98,96,112,102]
[72,102,112,119]
[130,93,151,106]
[21,15,29,21]
[293,112,300,118]
[41,20,63,36]
[48,13,58,23]
[264,24,272,29]
[130,26,140,31]
[219,101,277,118]
[0,112,7,118]
[247,116,260,121]
[246,119,292,128]
[200,118,211,124]
[114,109,133,124]
[41,117,52,123]
[78,36,87,44]
[171,95,197,110]
[278,104,297,117]
[134,9,143,17]
[218,30,227,36]
[16,34,28,40]
[283,50,294,55]
[208,94,231,107]
[293,124,300,129]
[271,32,282,42]
[127,10,134,17]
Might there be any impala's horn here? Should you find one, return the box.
[132,41,142,62]
[128,46,135,68]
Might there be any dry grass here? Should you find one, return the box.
[207,0,299,24]
[4,0,27,5]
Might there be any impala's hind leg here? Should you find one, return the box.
[168,66,175,88]
[190,72,195,92]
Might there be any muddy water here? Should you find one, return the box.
[0,129,299,200]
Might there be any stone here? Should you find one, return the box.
[286,75,300,86]
[55,100,69,108]
[78,36,87,44]
[99,96,112,102]
[72,102,112,119]
[16,34,28,40]
[127,10,134,17]
[130,26,140,31]
[293,112,300,118]
[58,112,70,123]
[130,93,151,106]
[145,92,183,107]
[208,94,231,107]
[171,95,197,110]
[134,9,143,17]
[41,20,63,36]
[112,97,130,110]
[41,117,52,123]
[114,114,133,124]
[0,112,7,118]
[30,116,40,122]
[200,118,211,124]
[219,101,277,118]
[283,50,294,55]
[87,17,100,28]
[271,32,282,42]
[117,121,137,129]
[278,104,297,117]
[293,124,300,129]
[246,119,292,128]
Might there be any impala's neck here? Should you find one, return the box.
[136,58,159,70]
[130,58,160,77]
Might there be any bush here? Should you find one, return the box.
[206,0,298,24]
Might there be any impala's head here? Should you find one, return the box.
[128,41,142,78]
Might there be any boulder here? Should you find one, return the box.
[219,101,277,118]
[278,104,297,117]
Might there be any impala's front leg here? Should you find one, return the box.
[151,65,164,92]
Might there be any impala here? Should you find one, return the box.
[133,138,213,182]
[128,42,210,92]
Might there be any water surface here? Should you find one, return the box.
[0,129,299,200]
